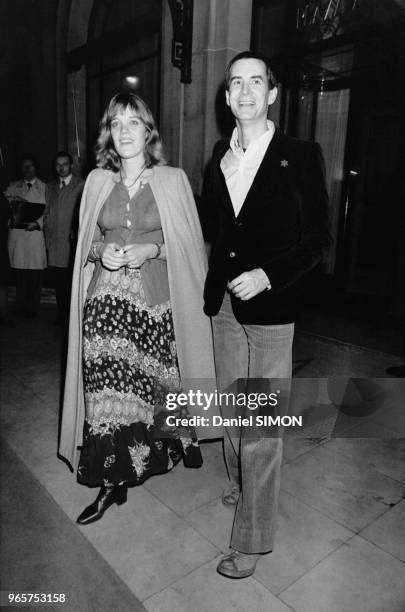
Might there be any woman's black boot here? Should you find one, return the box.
[77,485,127,525]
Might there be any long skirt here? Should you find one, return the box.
[77,267,202,487]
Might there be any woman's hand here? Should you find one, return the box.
[100,242,128,270]
[123,243,158,269]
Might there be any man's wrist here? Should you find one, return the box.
[255,268,271,291]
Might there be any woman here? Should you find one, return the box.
[59,93,216,525]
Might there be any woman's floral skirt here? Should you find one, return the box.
[78,267,202,487]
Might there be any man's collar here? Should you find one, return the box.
[24,178,37,185]
[60,174,72,186]
[230,120,275,153]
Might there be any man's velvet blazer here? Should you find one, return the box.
[203,129,331,325]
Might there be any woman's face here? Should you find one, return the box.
[110,105,148,162]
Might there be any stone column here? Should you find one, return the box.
[161,0,252,193]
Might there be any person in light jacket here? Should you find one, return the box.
[5,156,46,316]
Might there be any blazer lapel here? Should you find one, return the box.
[218,165,235,218]
[237,129,288,221]
[50,180,59,200]
[214,141,236,219]
[61,176,77,195]
[67,176,81,192]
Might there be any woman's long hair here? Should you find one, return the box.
[95,92,166,170]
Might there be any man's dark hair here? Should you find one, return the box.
[225,51,278,91]
[20,155,38,168]
[55,151,73,164]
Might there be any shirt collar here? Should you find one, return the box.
[229,120,275,155]
[60,174,72,187]
[24,178,37,186]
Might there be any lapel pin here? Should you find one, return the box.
[281,159,288,167]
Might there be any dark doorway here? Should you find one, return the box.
[86,0,162,164]
[252,0,405,315]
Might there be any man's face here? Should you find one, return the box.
[225,58,277,124]
[21,159,36,181]
[55,156,72,179]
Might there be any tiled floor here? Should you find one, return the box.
[1,307,405,612]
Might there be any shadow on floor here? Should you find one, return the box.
[0,438,145,612]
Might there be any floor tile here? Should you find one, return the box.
[283,437,324,462]
[360,499,405,562]
[186,490,352,595]
[254,491,352,594]
[328,379,405,438]
[143,558,292,612]
[3,305,404,612]
[27,453,92,522]
[325,435,405,484]
[143,440,227,516]
[287,378,391,440]
[0,385,41,415]
[2,409,59,462]
[81,486,218,600]
[10,368,61,402]
[293,334,396,377]
[280,536,405,612]
[185,497,234,553]
[298,311,402,355]
[369,379,405,436]
[281,445,405,531]
[0,440,145,612]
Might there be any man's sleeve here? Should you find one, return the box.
[262,142,331,291]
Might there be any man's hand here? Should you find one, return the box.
[228,268,270,301]
[25,222,40,232]
[100,242,128,271]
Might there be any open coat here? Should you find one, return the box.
[59,166,218,470]
[44,175,84,267]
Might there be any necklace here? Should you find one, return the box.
[120,164,146,189]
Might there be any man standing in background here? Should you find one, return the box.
[44,152,83,325]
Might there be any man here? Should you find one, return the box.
[44,151,83,324]
[5,156,46,317]
[203,51,330,578]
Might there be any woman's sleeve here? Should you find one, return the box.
[177,169,206,252]
[77,170,105,263]
[87,223,104,262]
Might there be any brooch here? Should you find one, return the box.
[280,159,288,168]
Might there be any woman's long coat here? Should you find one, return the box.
[59,166,219,470]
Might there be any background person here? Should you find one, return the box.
[44,151,84,324]
[5,156,46,317]
[59,93,216,525]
